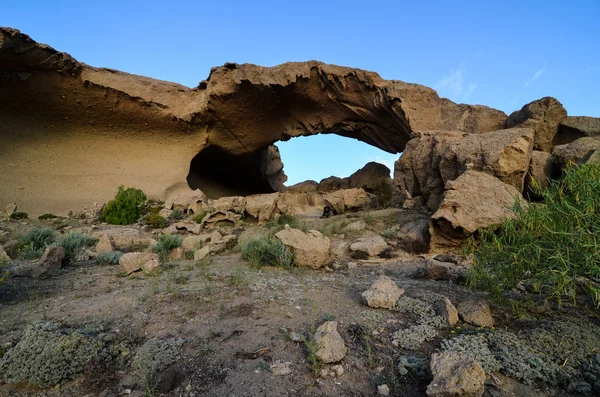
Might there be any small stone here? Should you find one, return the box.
[361,275,405,309]
[378,384,390,396]
[271,360,292,376]
[436,297,459,327]
[426,352,486,397]
[313,321,347,363]
[95,233,114,253]
[168,247,184,261]
[32,246,65,279]
[0,245,10,262]
[119,252,160,275]
[457,300,494,328]
[289,332,305,343]
[347,262,358,270]
[350,235,388,257]
[425,259,458,281]
[332,364,344,376]
[193,246,210,262]
[319,368,331,378]
[210,231,222,243]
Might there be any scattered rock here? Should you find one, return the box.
[332,364,344,376]
[244,193,280,224]
[435,297,459,327]
[166,188,207,214]
[91,228,155,251]
[119,252,160,275]
[210,231,222,244]
[95,233,114,253]
[557,116,600,143]
[168,247,184,261]
[209,196,245,214]
[457,301,494,328]
[32,246,65,279]
[323,188,372,214]
[276,192,326,217]
[313,321,347,364]
[505,96,567,152]
[552,137,600,168]
[275,228,331,269]
[200,210,240,227]
[193,246,210,262]
[350,235,388,257]
[397,212,431,253]
[270,361,292,376]
[347,262,358,270]
[426,351,486,397]
[361,275,405,309]
[3,203,17,220]
[425,259,459,281]
[172,221,202,235]
[377,384,390,396]
[181,235,208,251]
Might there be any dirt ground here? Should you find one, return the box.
[0,210,598,397]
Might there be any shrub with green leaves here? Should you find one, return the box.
[152,234,183,263]
[167,208,184,222]
[241,236,294,269]
[370,177,393,208]
[10,211,28,220]
[102,186,147,225]
[20,228,56,259]
[96,251,123,265]
[467,163,600,306]
[38,213,58,220]
[144,213,167,229]
[192,211,207,224]
[55,232,98,266]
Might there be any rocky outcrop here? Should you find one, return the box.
[285,180,318,194]
[317,162,391,193]
[323,188,372,214]
[524,151,555,198]
[552,137,600,168]
[395,128,534,210]
[557,116,600,144]
[1,28,506,215]
[317,177,349,193]
[276,192,325,217]
[505,97,567,152]
[430,171,525,250]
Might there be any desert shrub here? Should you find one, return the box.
[167,209,184,222]
[55,232,98,265]
[102,186,147,225]
[370,178,393,208]
[96,251,123,265]
[241,236,294,269]
[152,234,183,263]
[467,163,600,306]
[192,211,207,224]
[381,228,397,239]
[38,213,58,220]
[10,211,28,220]
[144,213,167,229]
[276,213,299,228]
[20,228,56,259]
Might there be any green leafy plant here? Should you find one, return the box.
[167,209,184,222]
[152,234,183,263]
[192,211,207,224]
[370,177,393,208]
[102,186,147,225]
[144,213,167,229]
[10,211,28,220]
[38,213,58,220]
[241,236,294,269]
[467,163,600,307]
[55,232,98,265]
[381,228,397,239]
[96,251,123,265]
[20,228,56,259]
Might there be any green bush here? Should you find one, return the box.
[192,211,207,224]
[38,213,58,220]
[20,228,56,259]
[144,213,167,229]
[102,186,147,225]
[55,232,98,266]
[167,209,184,222]
[10,211,28,220]
[241,237,294,269]
[370,178,393,208]
[467,163,600,306]
[152,234,183,263]
[96,251,123,265]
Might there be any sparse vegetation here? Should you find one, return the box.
[20,228,56,259]
[96,251,123,265]
[467,163,600,307]
[370,177,393,208]
[167,209,184,222]
[152,234,183,263]
[101,186,147,225]
[381,227,397,239]
[144,213,167,229]
[192,211,207,224]
[241,236,294,269]
[10,211,29,220]
[55,232,98,265]
[38,213,58,220]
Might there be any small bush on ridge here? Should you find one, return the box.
[20,228,56,259]
[55,232,98,266]
[102,186,147,225]
[241,237,294,269]
[96,251,123,265]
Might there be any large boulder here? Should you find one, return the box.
[426,352,486,397]
[430,171,525,250]
[557,116,600,144]
[275,228,331,269]
[457,300,494,328]
[119,252,160,275]
[208,196,245,214]
[92,228,155,251]
[396,211,431,253]
[317,176,349,193]
[348,162,391,191]
[32,246,65,279]
[524,150,555,198]
[244,193,280,225]
[165,188,208,214]
[505,97,567,152]
[552,137,600,168]
[276,192,326,217]
[361,276,405,309]
[395,128,534,210]
[323,188,372,214]
[349,235,388,257]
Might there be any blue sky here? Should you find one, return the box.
[3,1,599,185]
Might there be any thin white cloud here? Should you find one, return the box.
[524,65,547,88]
[435,62,477,99]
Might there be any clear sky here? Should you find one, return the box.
[3,1,599,185]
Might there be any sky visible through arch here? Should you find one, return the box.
[3,0,599,185]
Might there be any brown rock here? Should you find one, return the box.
[209,196,245,214]
[168,247,184,261]
[457,300,494,327]
[95,233,114,254]
[193,246,210,262]
[200,210,241,227]
[181,235,207,251]
[92,228,155,251]
[3,203,17,220]
[524,151,555,198]
[245,193,280,224]
[505,96,567,152]
[323,188,371,214]
[557,116,600,144]
[165,188,207,214]
[119,252,160,275]
[275,228,331,269]
[317,176,350,193]
[396,212,431,253]
[430,171,525,250]
[276,192,326,217]
[361,275,405,309]
[552,137,600,168]
[426,352,486,397]
[32,246,65,279]
[348,162,391,192]
[350,235,388,257]
[172,221,202,235]
[285,180,318,193]
[313,321,347,364]
[435,297,459,327]
[0,245,11,262]
[425,259,458,281]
